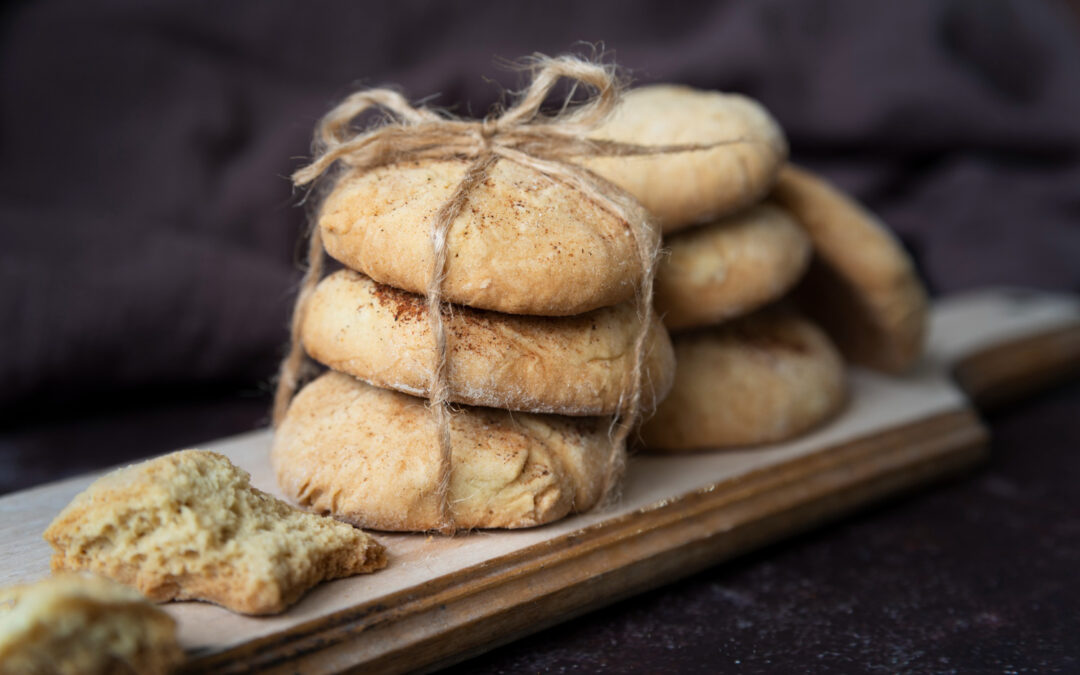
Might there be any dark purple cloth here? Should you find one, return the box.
[2,0,1079,416]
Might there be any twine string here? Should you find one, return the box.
[275,55,753,533]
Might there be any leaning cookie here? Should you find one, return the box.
[583,84,787,233]
[656,204,812,331]
[301,270,675,415]
[641,308,846,451]
[319,158,649,316]
[772,164,928,373]
[0,574,184,675]
[43,450,386,616]
[273,371,615,531]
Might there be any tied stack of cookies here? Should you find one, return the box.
[270,59,679,533]
[582,85,928,451]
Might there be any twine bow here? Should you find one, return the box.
[275,55,743,534]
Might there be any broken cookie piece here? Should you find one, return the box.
[0,573,184,675]
[43,449,387,615]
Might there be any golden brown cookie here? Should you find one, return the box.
[656,204,812,331]
[319,158,648,316]
[301,270,675,415]
[772,164,928,373]
[0,574,184,675]
[583,84,787,233]
[641,308,846,451]
[43,450,386,616]
[273,371,615,531]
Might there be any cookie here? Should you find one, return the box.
[656,204,812,331]
[641,308,846,451]
[583,84,787,233]
[772,165,928,373]
[0,574,183,675]
[319,158,648,316]
[43,450,386,616]
[301,270,675,415]
[273,371,615,531]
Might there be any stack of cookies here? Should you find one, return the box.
[585,85,928,451]
[272,158,676,530]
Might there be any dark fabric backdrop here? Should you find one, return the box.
[2,0,1078,430]
[2,2,1079,670]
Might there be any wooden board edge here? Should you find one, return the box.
[184,407,988,675]
[953,321,1080,410]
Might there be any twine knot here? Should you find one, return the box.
[478,116,500,143]
[275,55,749,534]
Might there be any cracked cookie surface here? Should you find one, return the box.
[273,371,615,531]
[642,308,846,451]
[44,450,386,615]
[656,204,811,331]
[319,158,645,316]
[0,573,184,675]
[301,270,674,415]
[583,85,787,233]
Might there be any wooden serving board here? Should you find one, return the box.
[2,288,1079,674]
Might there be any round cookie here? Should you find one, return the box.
[641,308,846,452]
[272,371,615,531]
[301,270,676,416]
[656,204,812,331]
[772,165,928,373]
[583,84,787,233]
[319,158,648,316]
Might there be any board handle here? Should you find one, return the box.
[929,288,1080,409]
